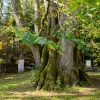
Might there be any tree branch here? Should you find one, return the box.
[39,0,51,36]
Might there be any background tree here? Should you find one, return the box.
[76,1,100,67]
[0,0,33,73]
[0,0,10,24]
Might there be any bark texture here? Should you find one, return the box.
[33,0,41,34]
[35,0,88,91]
[29,45,41,67]
[1,0,9,24]
[11,0,41,67]
[11,0,24,27]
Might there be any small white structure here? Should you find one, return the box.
[86,59,91,67]
[18,52,24,73]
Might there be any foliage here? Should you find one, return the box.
[75,1,100,66]
[0,58,4,64]
[12,27,63,54]
[57,0,100,66]
[0,25,33,73]
[0,0,99,66]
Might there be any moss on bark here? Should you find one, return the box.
[39,45,49,72]
[37,49,58,90]
[73,46,90,85]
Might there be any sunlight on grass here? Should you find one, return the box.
[0,71,100,99]
[87,72,100,76]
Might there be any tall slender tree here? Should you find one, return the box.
[0,0,9,24]
[11,0,41,67]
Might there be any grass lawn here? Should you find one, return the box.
[0,71,100,100]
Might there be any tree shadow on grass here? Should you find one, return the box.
[1,93,100,100]
[1,85,100,100]
[1,72,100,100]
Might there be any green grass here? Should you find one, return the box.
[87,72,100,76]
[0,71,100,100]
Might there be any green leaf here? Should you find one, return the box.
[74,38,85,49]
[34,37,47,45]
[79,0,99,4]
[83,47,90,51]
[12,27,23,37]
[47,43,55,50]
[57,50,63,55]
[77,40,85,49]
[70,2,79,11]
[22,38,30,45]
[50,42,58,49]
[86,0,99,4]
[22,32,35,45]
[65,32,74,42]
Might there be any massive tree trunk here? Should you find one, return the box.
[36,1,73,90]
[35,0,88,91]
[10,0,88,91]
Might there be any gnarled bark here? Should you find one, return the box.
[37,49,58,90]
[35,0,88,91]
